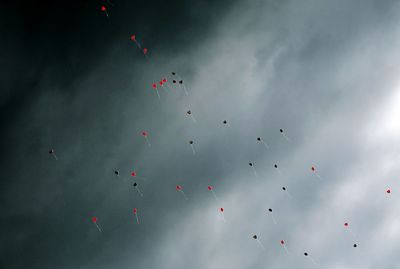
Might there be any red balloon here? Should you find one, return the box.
[142,131,148,137]
[311,166,315,171]
[143,48,148,54]
[92,217,98,223]
[152,83,157,89]
[176,185,182,191]
[220,207,224,212]
[207,186,213,191]
[131,172,137,177]
[280,240,285,245]
[387,189,391,194]
[133,208,137,214]
[344,222,349,227]
[130,35,136,41]
[159,81,163,86]
[101,6,106,11]
[162,78,167,83]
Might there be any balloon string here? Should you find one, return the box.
[180,190,188,200]
[190,144,196,155]
[191,115,197,123]
[95,222,102,233]
[271,214,277,225]
[145,137,151,147]
[135,214,140,224]
[252,167,258,177]
[53,154,58,160]
[136,187,143,197]
[211,190,218,201]
[256,239,265,250]
[283,245,290,254]
[262,141,269,149]
[282,133,292,142]
[156,90,160,99]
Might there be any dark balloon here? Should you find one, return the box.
[268,208,272,212]
[257,137,261,141]
[172,72,176,75]
[223,120,227,124]
[173,80,177,83]
[353,244,357,248]
[304,252,308,256]
[249,163,253,166]
[274,164,278,168]
[189,140,194,144]
[179,80,183,84]
[187,110,192,115]
[280,129,283,133]
[282,187,286,190]
[49,149,54,154]
[114,170,119,175]
[133,182,137,187]
[253,235,257,239]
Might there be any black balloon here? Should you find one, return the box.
[282,187,286,190]
[249,163,253,166]
[114,170,119,175]
[353,244,357,248]
[253,235,257,239]
[133,182,137,187]
[257,137,261,141]
[268,208,272,212]
[280,129,283,133]
[304,252,308,256]
[274,164,278,168]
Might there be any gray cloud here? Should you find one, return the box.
[1,0,400,268]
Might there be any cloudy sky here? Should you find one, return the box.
[2,0,400,268]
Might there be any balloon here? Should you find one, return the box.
[92,217,98,223]
[253,235,257,239]
[207,186,213,191]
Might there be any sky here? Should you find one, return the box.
[1,0,400,268]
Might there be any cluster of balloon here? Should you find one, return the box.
[133,208,140,224]
[249,162,258,177]
[133,182,143,197]
[257,137,269,149]
[311,166,321,179]
[130,34,142,49]
[252,235,265,249]
[281,186,292,198]
[304,252,317,264]
[176,185,188,200]
[268,208,277,224]
[158,78,169,91]
[344,222,356,237]
[207,185,218,201]
[100,6,109,17]
[151,83,161,99]
[219,207,226,221]
[188,140,196,155]
[171,72,188,96]
[48,149,58,160]
[186,110,197,123]
[280,240,290,254]
[141,131,151,147]
[92,217,102,232]
[274,164,282,175]
[222,120,231,128]
[279,129,291,142]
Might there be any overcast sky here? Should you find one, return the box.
[1,0,400,268]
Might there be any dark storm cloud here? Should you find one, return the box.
[2,0,400,269]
